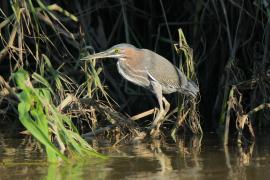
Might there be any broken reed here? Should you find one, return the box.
[172,29,202,136]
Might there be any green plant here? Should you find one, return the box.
[14,68,104,162]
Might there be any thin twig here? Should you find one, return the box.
[130,108,157,121]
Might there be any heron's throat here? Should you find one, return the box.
[119,57,127,61]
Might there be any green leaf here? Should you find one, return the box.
[13,68,31,90]
[18,103,68,162]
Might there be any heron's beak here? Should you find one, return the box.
[81,50,120,61]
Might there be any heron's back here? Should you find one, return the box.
[141,49,187,94]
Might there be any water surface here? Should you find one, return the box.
[0,134,270,180]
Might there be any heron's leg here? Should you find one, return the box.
[162,97,170,114]
[149,81,165,137]
[151,97,171,137]
[152,82,164,111]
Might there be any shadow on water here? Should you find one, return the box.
[1,133,270,180]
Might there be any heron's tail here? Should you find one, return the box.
[182,80,199,98]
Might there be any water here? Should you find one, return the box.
[0,133,270,180]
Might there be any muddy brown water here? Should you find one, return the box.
[0,133,270,180]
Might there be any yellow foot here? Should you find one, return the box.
[150,114,163,138]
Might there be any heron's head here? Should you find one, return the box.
[81,43,138,61]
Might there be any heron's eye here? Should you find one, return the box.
[114,48,120,54]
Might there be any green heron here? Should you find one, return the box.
[82,43,199,137]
